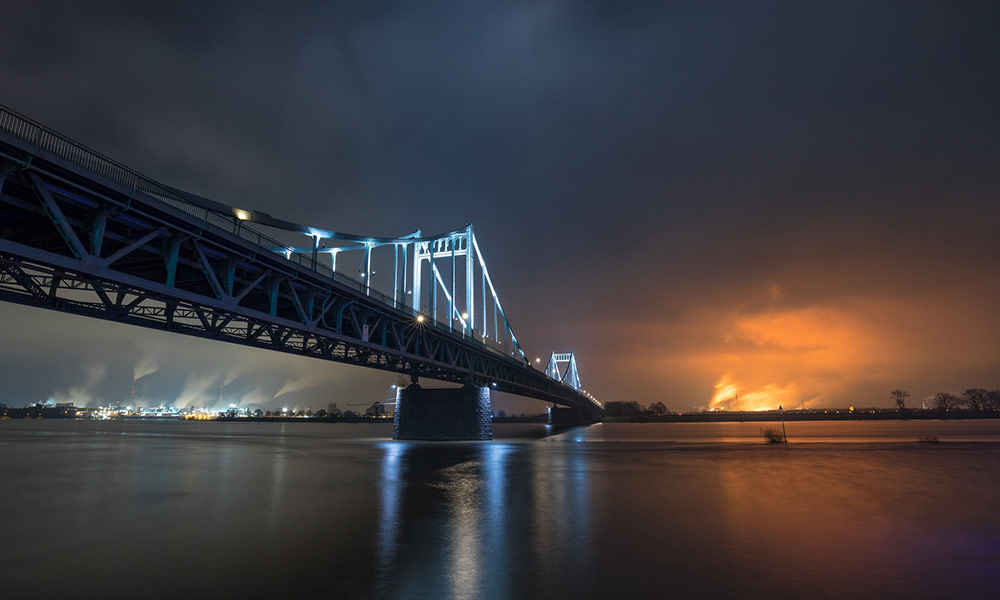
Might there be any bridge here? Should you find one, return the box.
[0,104,603,439]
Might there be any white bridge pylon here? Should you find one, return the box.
[271,222,527,363]
[545,352,582,391]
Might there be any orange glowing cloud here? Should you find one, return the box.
[704,306,885,410]
[709,374,820,412]
[592,279,1000,411]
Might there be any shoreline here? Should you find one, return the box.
[603,410,1000,423]
[2,409,999,423]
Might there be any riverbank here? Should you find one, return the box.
[5,406,998,423]
[604,409,1000,423]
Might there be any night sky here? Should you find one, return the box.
[1,1,998,412]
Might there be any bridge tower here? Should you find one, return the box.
[545,352,582,391]
[544,351,597,426]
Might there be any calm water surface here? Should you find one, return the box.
[1,420,998,599]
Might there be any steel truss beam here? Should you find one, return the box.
[0,252,579,403]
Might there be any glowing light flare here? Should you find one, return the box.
[307,227,331,239]
[709,373,814,412]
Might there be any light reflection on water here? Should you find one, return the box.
[0,420,998,599]
[572,420,1000,443]
[376,442,403,597]
[445,450,482,600]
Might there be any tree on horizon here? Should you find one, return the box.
[647,401,669,416]
[933,392,959,411]
[890,389,910,411]
[960,388,990,411]
[365,402,386,417]
[989,390,1000,412]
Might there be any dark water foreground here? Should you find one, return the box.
[1,420,998,599]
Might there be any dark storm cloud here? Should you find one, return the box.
[1,1,998,410]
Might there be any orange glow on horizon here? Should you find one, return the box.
[709,374,814,411]
[597,281,1000,410]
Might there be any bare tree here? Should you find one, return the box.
[960,388,989,411]
[933,392,959,411]
[889,389,909,411]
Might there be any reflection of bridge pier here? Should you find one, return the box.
[393,384,493,441]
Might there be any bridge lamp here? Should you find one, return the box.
[535,358,541,363]
[234,209,251,221]
[416,314,425,323]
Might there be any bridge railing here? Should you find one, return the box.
[0,104,551,371]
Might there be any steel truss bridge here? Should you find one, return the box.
[0,104,602,417]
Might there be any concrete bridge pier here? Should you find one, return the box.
[392,384,493,441]
[548,405,601,426]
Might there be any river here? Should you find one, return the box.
[1,419,998,599]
